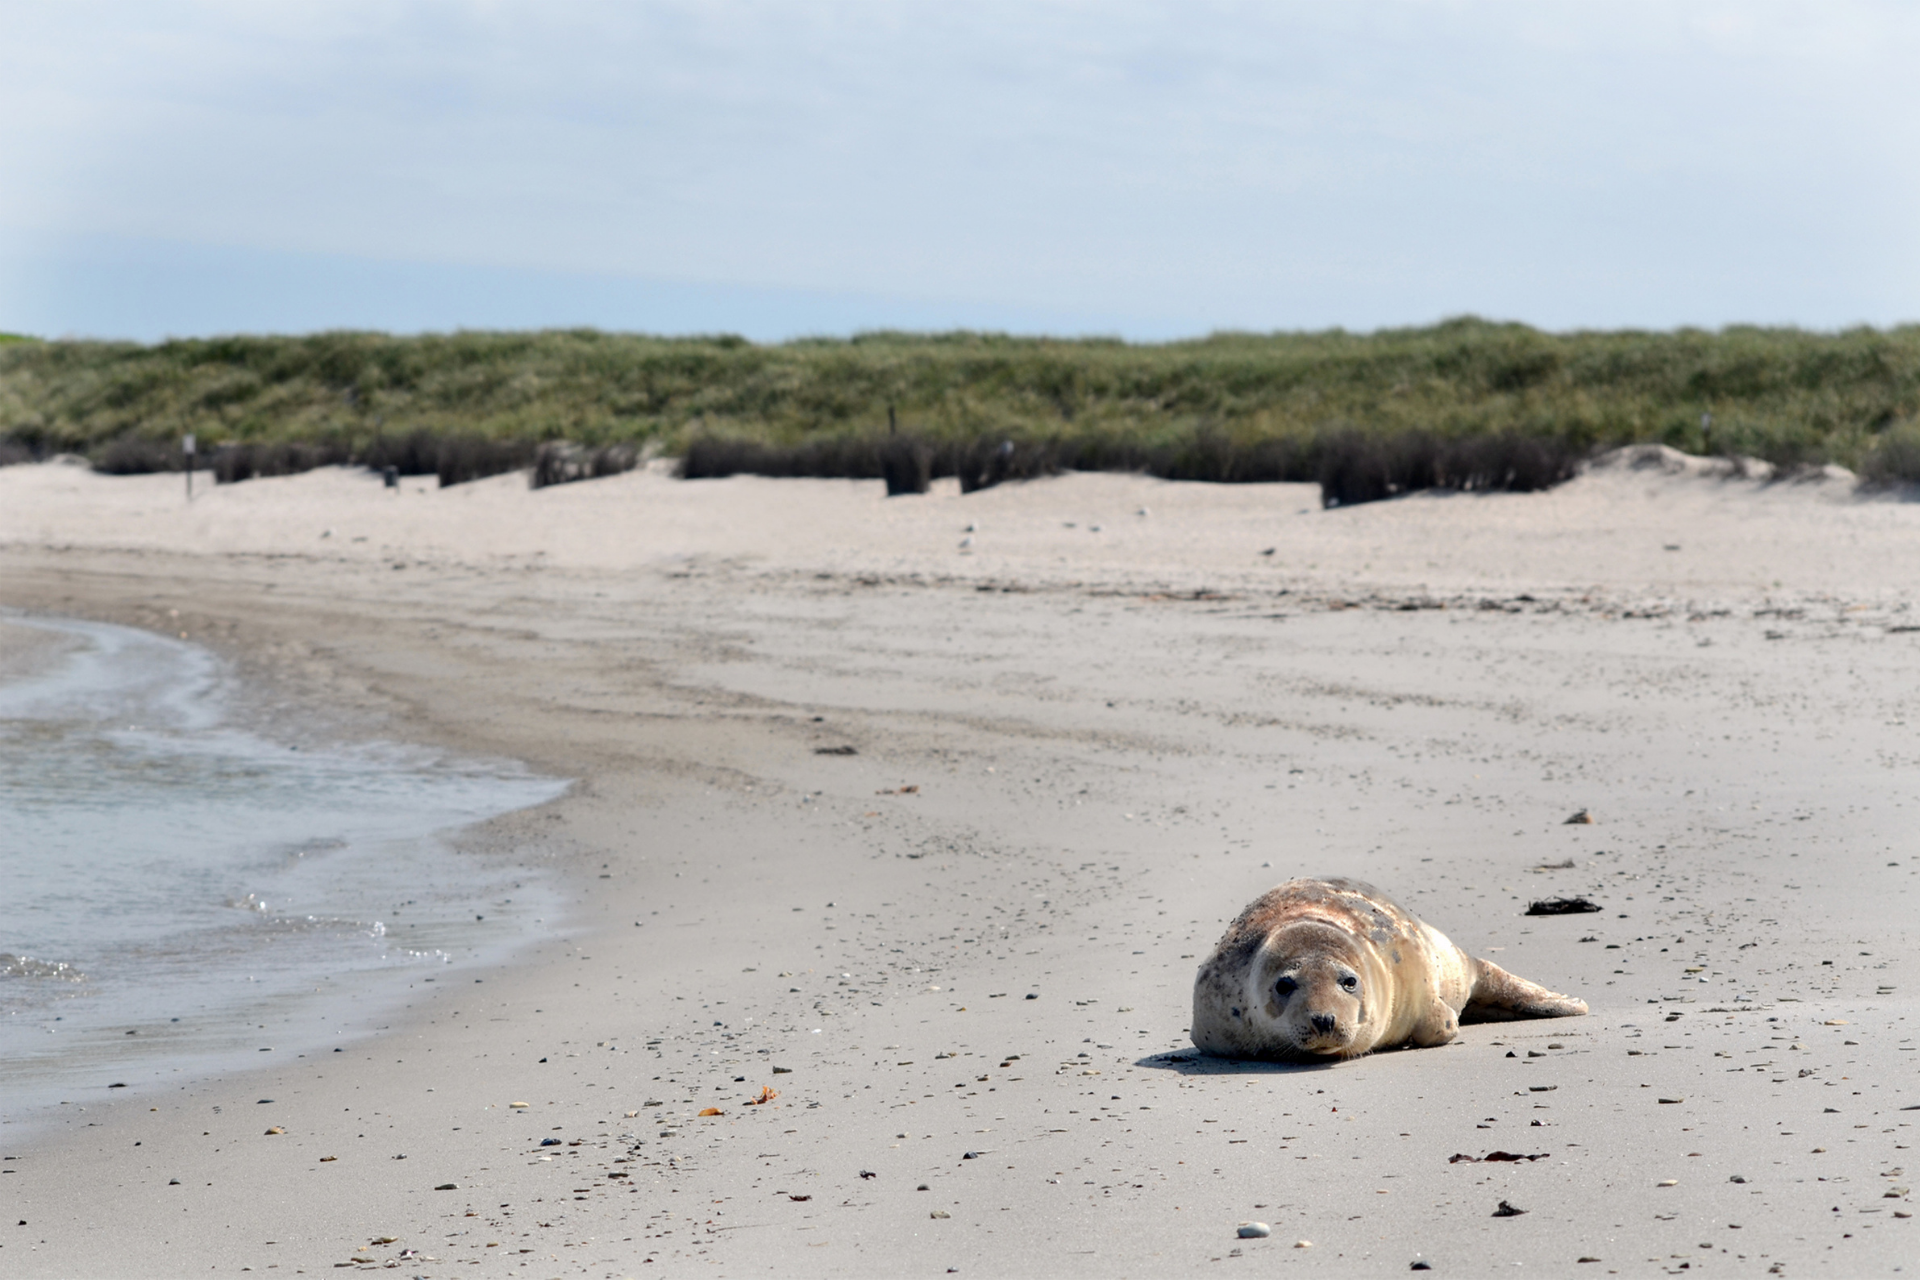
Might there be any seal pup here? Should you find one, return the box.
[1192,878,1586,1061]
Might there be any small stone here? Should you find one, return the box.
[930,1210,950,1219]
[1293,1239,1313,1249]
[1656,1179,1678,1187]
[264,1126,285,1135]
[168,1178,180,1185]
[1236,1222,1271,1238]
[1564,809,1594,824]
[434,1184,457,1191]
[509,1102,530,1109]
[1492,1201,1527,1217]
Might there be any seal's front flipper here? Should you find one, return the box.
[1460,958,1588,1023]
[1409,998,1461,1047]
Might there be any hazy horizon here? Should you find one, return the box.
[4,2,1916,343]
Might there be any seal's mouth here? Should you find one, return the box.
[1294,1025,1353,1055]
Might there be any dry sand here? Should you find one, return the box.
[1,450,1916,1276]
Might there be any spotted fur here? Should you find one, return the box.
[1192,878,1586,1061]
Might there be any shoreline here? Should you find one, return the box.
[0,611,574,1140]
[0,463,1916,1274]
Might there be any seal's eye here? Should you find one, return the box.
[1274,976,1297,998]
[1339,975,1359,992]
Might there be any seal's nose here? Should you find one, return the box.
[1310,1012,1337,1034]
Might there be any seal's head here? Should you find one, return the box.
[1192,877,1442,1062]
[1254,920,1378,1057]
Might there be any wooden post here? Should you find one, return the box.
[183,433,196,500]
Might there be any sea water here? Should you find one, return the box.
[0,615,569,1126]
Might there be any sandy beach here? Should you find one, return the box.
[2,451,1917,1276]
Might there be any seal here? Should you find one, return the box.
[1192,877,1586,1061]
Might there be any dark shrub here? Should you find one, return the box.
[360,429,444,477]
[1438,433,1583,493]
[530,441,640,489]
[92,435,179,474]
[433,435,536,487]
[212,439,352,483]
[675,424,1588,507]
[1317,430,1585,506]
[680,433,890,481]
[1862,424,1920,485]
[881,437,932,495]
[953,437,1064,492]
[1317,430,1440,507]
[354,430,533,486]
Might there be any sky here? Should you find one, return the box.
[1,0,1916,342]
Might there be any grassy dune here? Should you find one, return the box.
[2,320,1918,489]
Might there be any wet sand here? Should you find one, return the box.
[0,451,1916,1275]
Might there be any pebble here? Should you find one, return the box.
[1293,1239,1313,1249]
[509,1101,530,1109]
[1237,1222,1271,1238]
[1656,1179,1678,1187]
[930,1210,951,1219]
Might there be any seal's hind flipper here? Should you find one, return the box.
[1460,958,1588,1023]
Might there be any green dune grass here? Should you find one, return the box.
[2,319,1917,485]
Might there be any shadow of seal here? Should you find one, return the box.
[1192,877,1587,1061]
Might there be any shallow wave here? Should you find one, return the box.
[0,953,86,982]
